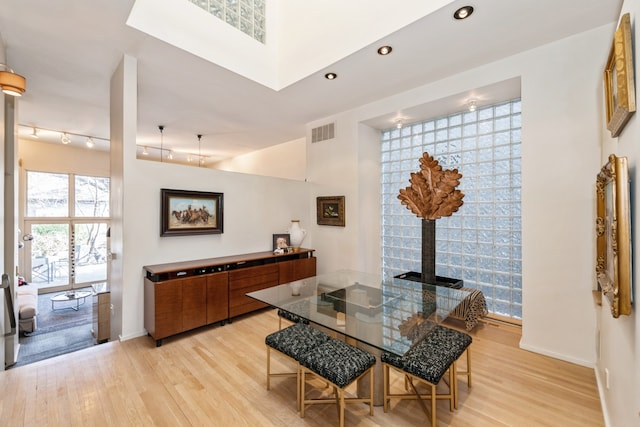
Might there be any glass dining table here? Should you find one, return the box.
[247,269,472,405]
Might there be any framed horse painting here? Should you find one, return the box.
[160,188,224,236]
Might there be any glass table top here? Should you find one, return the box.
[247,270,471,356]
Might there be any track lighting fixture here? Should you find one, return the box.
[61,133,71,144]
[142,146,149,156]
[86,137,95,148]
[31,127,38,138]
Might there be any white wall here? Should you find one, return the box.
[119,159,311,339]
[301,19,640,425]
[213,137,306,180]
[305,24,611,372]
[596,3,640,426]
[19,139,110,176]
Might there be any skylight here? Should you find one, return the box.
[188,0,266,43]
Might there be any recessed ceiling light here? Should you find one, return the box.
[453,5,474,20]
[377,46,393,55]
[324,72,337,80]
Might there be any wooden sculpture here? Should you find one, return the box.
[398,152,464,283]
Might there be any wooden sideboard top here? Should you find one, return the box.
[143,249,315,276]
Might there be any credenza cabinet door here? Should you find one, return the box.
[144,278,183,340]
[182,276,207,332]
[279,256,317,284]
[207,271,229,324]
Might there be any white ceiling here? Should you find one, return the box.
[0,0,622,163]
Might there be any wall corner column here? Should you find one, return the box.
[109,54,137,341]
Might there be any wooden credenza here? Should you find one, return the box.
[143,249,316,346]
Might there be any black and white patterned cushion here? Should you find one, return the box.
[277,309,307,324]
[265,323,330,360]
[299,339,376,388]
[382,325,472,385]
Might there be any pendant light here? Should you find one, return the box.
[0,64,26,96]
[158,125,164,163]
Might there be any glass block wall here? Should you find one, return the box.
[381,99,522,319]
[188,0,266,43]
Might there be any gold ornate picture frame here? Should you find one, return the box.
[595,154,632,317]
[604,13,636,138]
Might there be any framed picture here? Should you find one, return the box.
[595,154,632,318]
[272,234,290,251]
[604,13,635,138]
[160,188,223,236]
[316,196,345,226]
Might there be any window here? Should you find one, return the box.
[188,0,266,43]
[25,171,110,291]
[381,99,522,320]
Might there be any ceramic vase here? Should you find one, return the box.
[288,220,306,251]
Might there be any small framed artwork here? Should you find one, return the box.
[317,196,345,226]
[161,188,223,236]
[595,154,632,318]
[604,13,636,138]
[272,234,290,252]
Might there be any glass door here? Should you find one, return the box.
[25,222,69,291]
[73,222,108,285]
[24,221,108,292]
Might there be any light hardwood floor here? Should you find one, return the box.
[1,309,604,426]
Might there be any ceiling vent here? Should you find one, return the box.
[311,122,335,143]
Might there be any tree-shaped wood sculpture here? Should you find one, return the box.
[398,152,464,284]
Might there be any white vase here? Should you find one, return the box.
[288,220,307,250]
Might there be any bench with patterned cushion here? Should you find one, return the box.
[381,325,472,425]
[265,322,331,409]
[299,338,376,426]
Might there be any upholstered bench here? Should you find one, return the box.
[450,287,488,330]
[381,325,472,425]
[299,339,376,427]
[17,284,38,333]
[277,301,311,329]
[265,322,331,409]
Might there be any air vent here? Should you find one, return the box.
[311,122,335,143]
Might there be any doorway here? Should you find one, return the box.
[15,170,110,366]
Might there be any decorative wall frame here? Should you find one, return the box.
[595,154,632,318]
[316,196,345,226]
[161,188,223,236]
[604,13,636,138]
[272,234,290,252]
